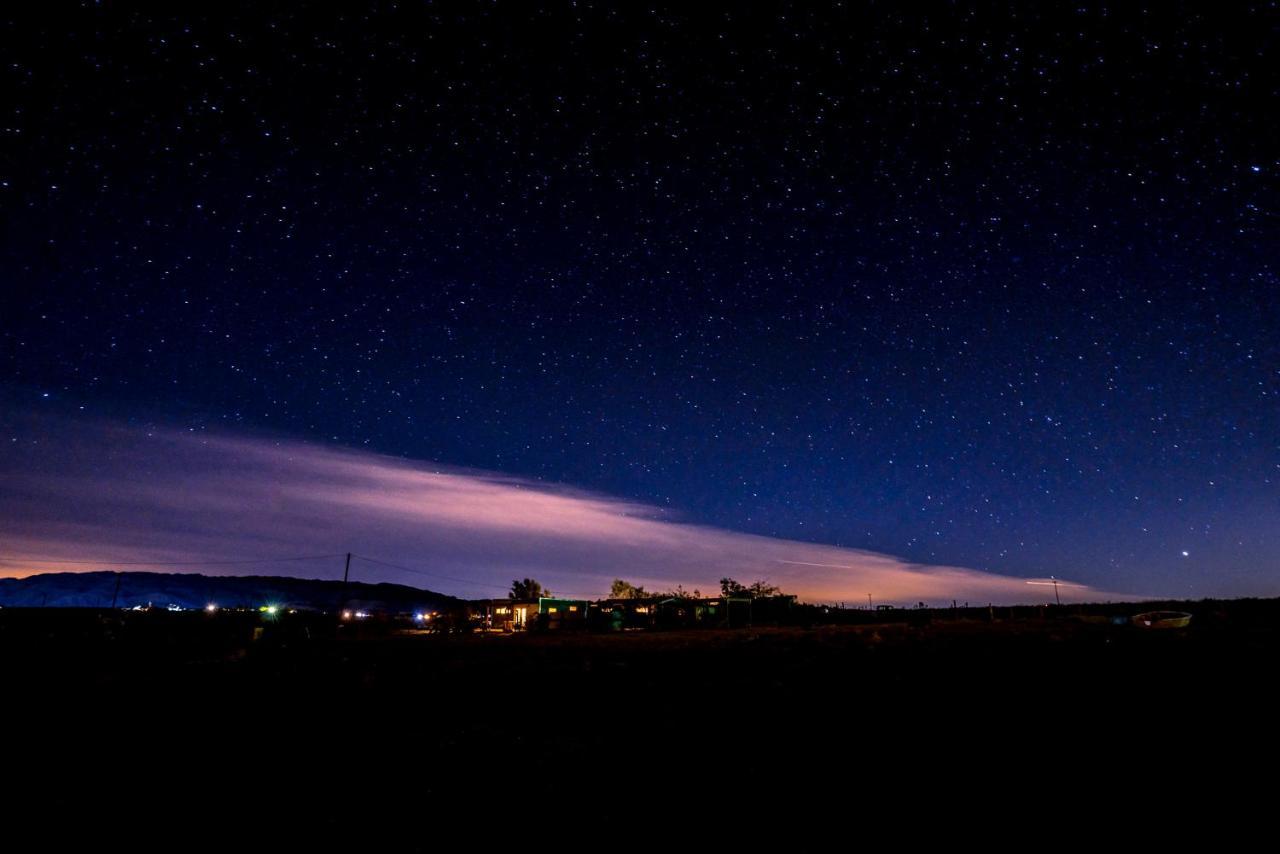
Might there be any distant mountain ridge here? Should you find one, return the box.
[0,570,460,612]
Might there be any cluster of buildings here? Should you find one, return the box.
[463,593,795,632]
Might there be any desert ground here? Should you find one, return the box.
[4,602,1274,839]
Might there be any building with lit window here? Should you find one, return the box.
[469,598,537,631]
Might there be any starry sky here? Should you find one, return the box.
[2,2,1277,600]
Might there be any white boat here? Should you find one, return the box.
[1131,610,1192,629]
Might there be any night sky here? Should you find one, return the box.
[3,3,1278,600]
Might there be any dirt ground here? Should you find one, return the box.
[4,604,1276,840]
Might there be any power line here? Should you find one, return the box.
[350,553,510,592]
[0,550,515,596]
[0,553,346,567]
[353,554,577,598]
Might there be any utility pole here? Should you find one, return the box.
[110,572,123,609]
[867,593,873,611]
[1052,577,1061,606]
[338,552,352,617]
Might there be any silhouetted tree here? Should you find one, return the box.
[610,579,649,599]
[510,578,547,600]
[721,577,781,598]
[720,577,747,597]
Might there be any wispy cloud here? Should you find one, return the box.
[0,413,1115,603]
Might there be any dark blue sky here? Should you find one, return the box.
[3,3,1277,598]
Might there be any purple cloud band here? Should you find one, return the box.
[0,413,1114,604]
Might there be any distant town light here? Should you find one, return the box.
[205,603,218,613]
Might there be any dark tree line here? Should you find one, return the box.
[512,576,785,602]
[606,577,782,600]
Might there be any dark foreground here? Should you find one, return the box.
[4,601,1278,842]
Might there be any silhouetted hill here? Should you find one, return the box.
[0,570,458,612]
